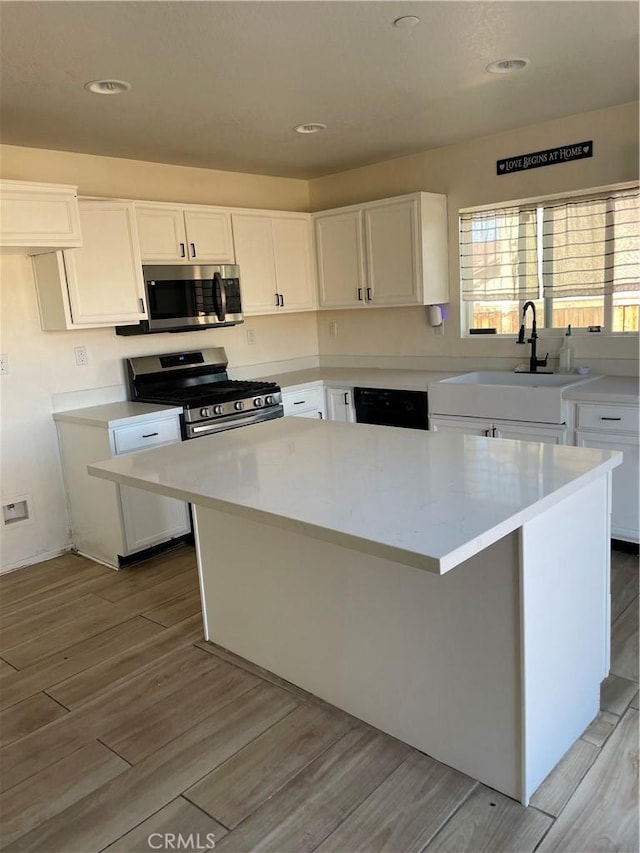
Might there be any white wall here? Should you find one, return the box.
[309,102,640,374]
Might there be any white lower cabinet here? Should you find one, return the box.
[326,387,355,422]
[574,402,639,543]
[282,383,326,419]
[55,407,190,569]
[430,415,567,444]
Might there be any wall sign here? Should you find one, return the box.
[497,141,593,175]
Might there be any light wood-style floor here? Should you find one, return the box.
[0,544,637,853]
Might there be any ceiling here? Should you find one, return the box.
[0,1,638,179]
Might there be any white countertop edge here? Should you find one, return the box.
[54,403,184,429]
[88,451,620,576]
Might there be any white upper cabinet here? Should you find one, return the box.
[136,203,234,264]
[314,192,448,309]
[232,211,316,315]
[0,180,82,252]
[32,199,146,329]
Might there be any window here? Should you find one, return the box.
[460,186,639,334]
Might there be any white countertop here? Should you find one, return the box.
[255,367,458,392]
[53,402,183,429]
[256,367,639,403]
[564,375,639,404]
[88,417,620,574]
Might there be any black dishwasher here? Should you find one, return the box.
[353,387,429,430]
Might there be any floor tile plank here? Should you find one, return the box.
[213,727,410,853]
[185,702,354,828]
[537,709,639,852]
[0,692,68,747]
[610,596,639,682]
[600,673,638,716]
[0,593,110,650]
[4,683,298,853]
[86,547,196,603]
[631,691,639,710]
[0,740,128,846]
[0,657,17,676]
[610,550,639,621]
[0,557,108,613]
[529,739,599,818]
[0,616,165,711]
[423,785,553,853]
[103,797,228,852]
[143,590,202,627]
[580,710,619,747]
[315,752,477,853]
[100,660,261,764]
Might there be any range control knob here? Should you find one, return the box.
[200,407,210,418]
[213,405,224,415]
[234,401,245,411]
[253,397,264,408]
[264,395,276,406]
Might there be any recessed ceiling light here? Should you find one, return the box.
[393,16,420,28]
[84,79,132,95]
[293,123,327,135]
[486,58,529,74]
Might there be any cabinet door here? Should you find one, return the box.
[315,211,366,309]
[272,215,316,312]
[119,485,191,555]
[63,201,146,325]
[576,430,639,542]
[326,387,355,422]
[136,205,188,262]
[0,181,82,249]
[232,213,279,315]
[430,415,492,436]
[493,422,567,444]
[184,209,234,263]
[364,197,420,306]
[282,384,325,418]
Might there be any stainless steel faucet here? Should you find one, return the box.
[516,301,549,373]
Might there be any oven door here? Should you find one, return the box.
[185,405,283,439]
[143,265,243,331]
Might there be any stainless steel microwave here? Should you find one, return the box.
[116,264,243,335]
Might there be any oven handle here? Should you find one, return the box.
[187,406,283,438]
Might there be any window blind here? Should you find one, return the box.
[460,205,539,301]
[542,188,640,298]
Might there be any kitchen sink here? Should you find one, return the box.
[429,371,597,424]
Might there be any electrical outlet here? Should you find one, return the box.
[329,321,338,338]
[0,354,8,374]
[74,346,88,366]
[246,329,256,345]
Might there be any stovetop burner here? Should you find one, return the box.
[150,379,280,407]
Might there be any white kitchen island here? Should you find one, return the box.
[88,418,621,805]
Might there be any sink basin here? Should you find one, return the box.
[429,372,597,424]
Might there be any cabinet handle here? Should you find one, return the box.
[318,412,323,419]
[142,432,159,438]
[179,243,186,258]
[190,243,196,258]
[366,287,372,302]
[275,293,280,306]
[344,392,349,405]
[280,293,285,307]
[293,400,306,405]
[357,288,363,301]
[484,428,492,437]
[139,298,145,313]
[601,416,622,421]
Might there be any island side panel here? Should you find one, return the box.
[193,505,523,801]
[519,475,611,804]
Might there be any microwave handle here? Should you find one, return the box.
[214,271,226,322]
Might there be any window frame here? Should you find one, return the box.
[460,181,639,339]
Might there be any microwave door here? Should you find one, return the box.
[214,271,226,322]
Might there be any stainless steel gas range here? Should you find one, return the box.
[126,347,283,439]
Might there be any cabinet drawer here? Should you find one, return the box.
[282,386,324,416]
[576,404,639,434]
[113,418,181,455]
